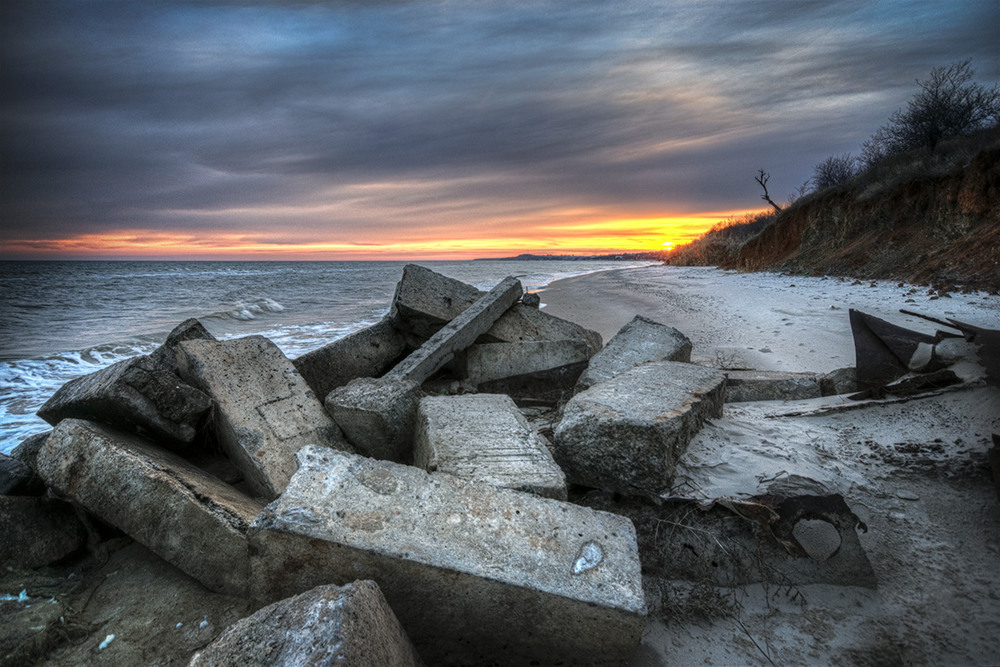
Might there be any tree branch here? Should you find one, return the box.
[755,169,783,212]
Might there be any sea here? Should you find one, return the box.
[0,259,653,453]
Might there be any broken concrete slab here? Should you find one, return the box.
[492,303,603,356]
[819,366,860,396]
[388,264,602,355]
[0,453,45,496]
[36,353,213,448]
[555,361,727,496]
[325,377,422,463]
[293,318,408,401]
[576,315,692,391]
[190,581,424,667]
[521,291,541,308]
[464,339,590,386]
[384,276,523,385]
[9,431,50,478]
[0,496,86,568]
[724,369,822,402]
[250,446,646,666]
[414,394,567,500]
[176,335,352,499]
[37,419,263,596]
[148,318,217,371]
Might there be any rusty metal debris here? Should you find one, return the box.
[849,309,937,387]
[850,308,1000,394]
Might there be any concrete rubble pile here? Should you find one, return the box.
[4,264,892,665]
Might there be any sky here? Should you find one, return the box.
[1,1,997,260]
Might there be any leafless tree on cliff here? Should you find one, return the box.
[754,169,783,212]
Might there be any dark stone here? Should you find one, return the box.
[190,581,424,667]
[0,496,87,568]
[0,453,45,496]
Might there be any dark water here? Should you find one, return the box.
[0,259,648,451]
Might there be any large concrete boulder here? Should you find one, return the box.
[464,339,590,387]
[36,355,212,448]
[9,431,50,478]
[414,394,567,500]
[293,318,408,401]
[149,318,217,370]
[0,453,44,496]
[388,264,602,355]
[37,419,263,596]
[176,335,352,499]
[576,315,692,391]
[554,361,726,496]
[190,581,424,667]
[724,369,823,402]
[384,276,523,385]
[250,446,646,666]
[325,377,422,463]
[0,496,86,568]
[819,366,860,395]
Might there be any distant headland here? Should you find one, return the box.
[477,252,669,262]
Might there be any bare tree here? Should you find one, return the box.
[754,169,783,212]
[811,153,856,190]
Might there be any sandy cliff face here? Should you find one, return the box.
[728,147,1000,291]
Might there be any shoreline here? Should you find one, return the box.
[538,264,1000,374]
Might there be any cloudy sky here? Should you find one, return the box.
[2,0,997,259]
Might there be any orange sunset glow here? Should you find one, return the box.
[1,210,758,261]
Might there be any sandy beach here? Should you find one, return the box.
[539,265,1000,666]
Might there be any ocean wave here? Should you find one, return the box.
[204,297,288,322]
[0,342,157,454]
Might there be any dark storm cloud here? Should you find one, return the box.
[2,0,997,246]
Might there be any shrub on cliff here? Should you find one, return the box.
[666,211,776,266]
[860,60,999,170]
[811,154,857,190]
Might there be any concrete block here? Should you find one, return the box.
[555,361,726,496]
[176,335,352,499]
[388,264,602,355]
[388,264,482,339]
[490,303,603,356]
[724,369,822,402]
[464,339,590,386]
[293,318,408,401]
[819,366,860,396]
[249,446,646,666]
[37,419,263,596]
[190,581,424,667]
[414,394,567,499]
[325,377,422,463]
[0,496,86,568]
[576,315,692,391]
[0,453,44,496]
[9,431,50,476]
[384,276,523,385]
[37,354,212,448]
[148,318,217,370]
